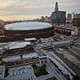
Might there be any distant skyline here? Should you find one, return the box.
[0,0,80,21]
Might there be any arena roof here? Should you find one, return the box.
[5,22,52,30]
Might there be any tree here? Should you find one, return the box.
[73,75,80,80]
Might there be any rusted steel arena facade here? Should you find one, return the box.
[0,22,54,42]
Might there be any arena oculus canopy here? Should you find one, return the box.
[5,22,52,30]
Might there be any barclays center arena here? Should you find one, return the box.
[1,21,54,42]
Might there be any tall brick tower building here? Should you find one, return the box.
[50,2,66,24]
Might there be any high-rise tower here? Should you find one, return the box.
[51,2,66,24]
[54,2,59,12]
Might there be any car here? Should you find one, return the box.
[49,59,56,65]
[52,61,56,64]
[58,48,64,51]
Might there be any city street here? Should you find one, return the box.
[53,49,80,76]
[35,48,70,80]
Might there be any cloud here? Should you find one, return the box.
[0,0,53,16]
[0,0,80,20]
[58,0,80,11]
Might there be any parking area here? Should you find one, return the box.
[6,65,36,80]
[5,59,57,80]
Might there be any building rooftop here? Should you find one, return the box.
[5,41,31,49]
[2,52,38,62]
[0,65,5,79]
[0,41,31,50]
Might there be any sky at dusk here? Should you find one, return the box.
[0,0,80,21]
